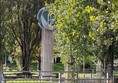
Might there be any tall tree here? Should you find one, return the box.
[1,0,47,71]
[0,0,3,81]
[47,0,118,79]
[8,0,43,71]
[88,0,118,78]
[47,0,92,82]
[0,0,13,81]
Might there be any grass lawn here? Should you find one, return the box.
[54,63,64,71]
[3,63,64,83]
[5,62,64,71]
[4,63,115,82]
[113,70,118,76]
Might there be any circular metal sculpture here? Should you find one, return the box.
[37,7,56,31]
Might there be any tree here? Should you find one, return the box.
[88,0,118,78]
[0,1,3,81]
[47,0,118,79]
[0,0,47,71]
[0,0,55,72]
[8,0,43,71]
[47,0,94,66]
[0,0,13,81]
[47,0,93,82]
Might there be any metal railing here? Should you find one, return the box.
[2,70,112,83]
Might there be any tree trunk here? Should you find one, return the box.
[22,21,30,71]
[38,55,41,70]
[103,58,107,77]
[107,45,114,78]
[22,48,30,71]
[0,57,3,83]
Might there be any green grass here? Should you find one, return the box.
[3,62,64,83]
[5,62,64,71]
[113,70,118,76]
[30,62,38,70]
[54,63,64,71]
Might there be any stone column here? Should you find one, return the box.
[41,28,54,79]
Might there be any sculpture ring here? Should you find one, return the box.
[37,7,56,31]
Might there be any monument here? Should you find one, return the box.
[37,7,56,79]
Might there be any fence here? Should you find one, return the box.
[1,70,112,83]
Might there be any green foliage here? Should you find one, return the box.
[1,0,118,74]
[47,0,94,66]
[0,0,47,70]
[47,0,118,72]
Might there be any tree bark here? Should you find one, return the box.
[107,45,114,78]
[22,20,30,71]
[0,57,3,83]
